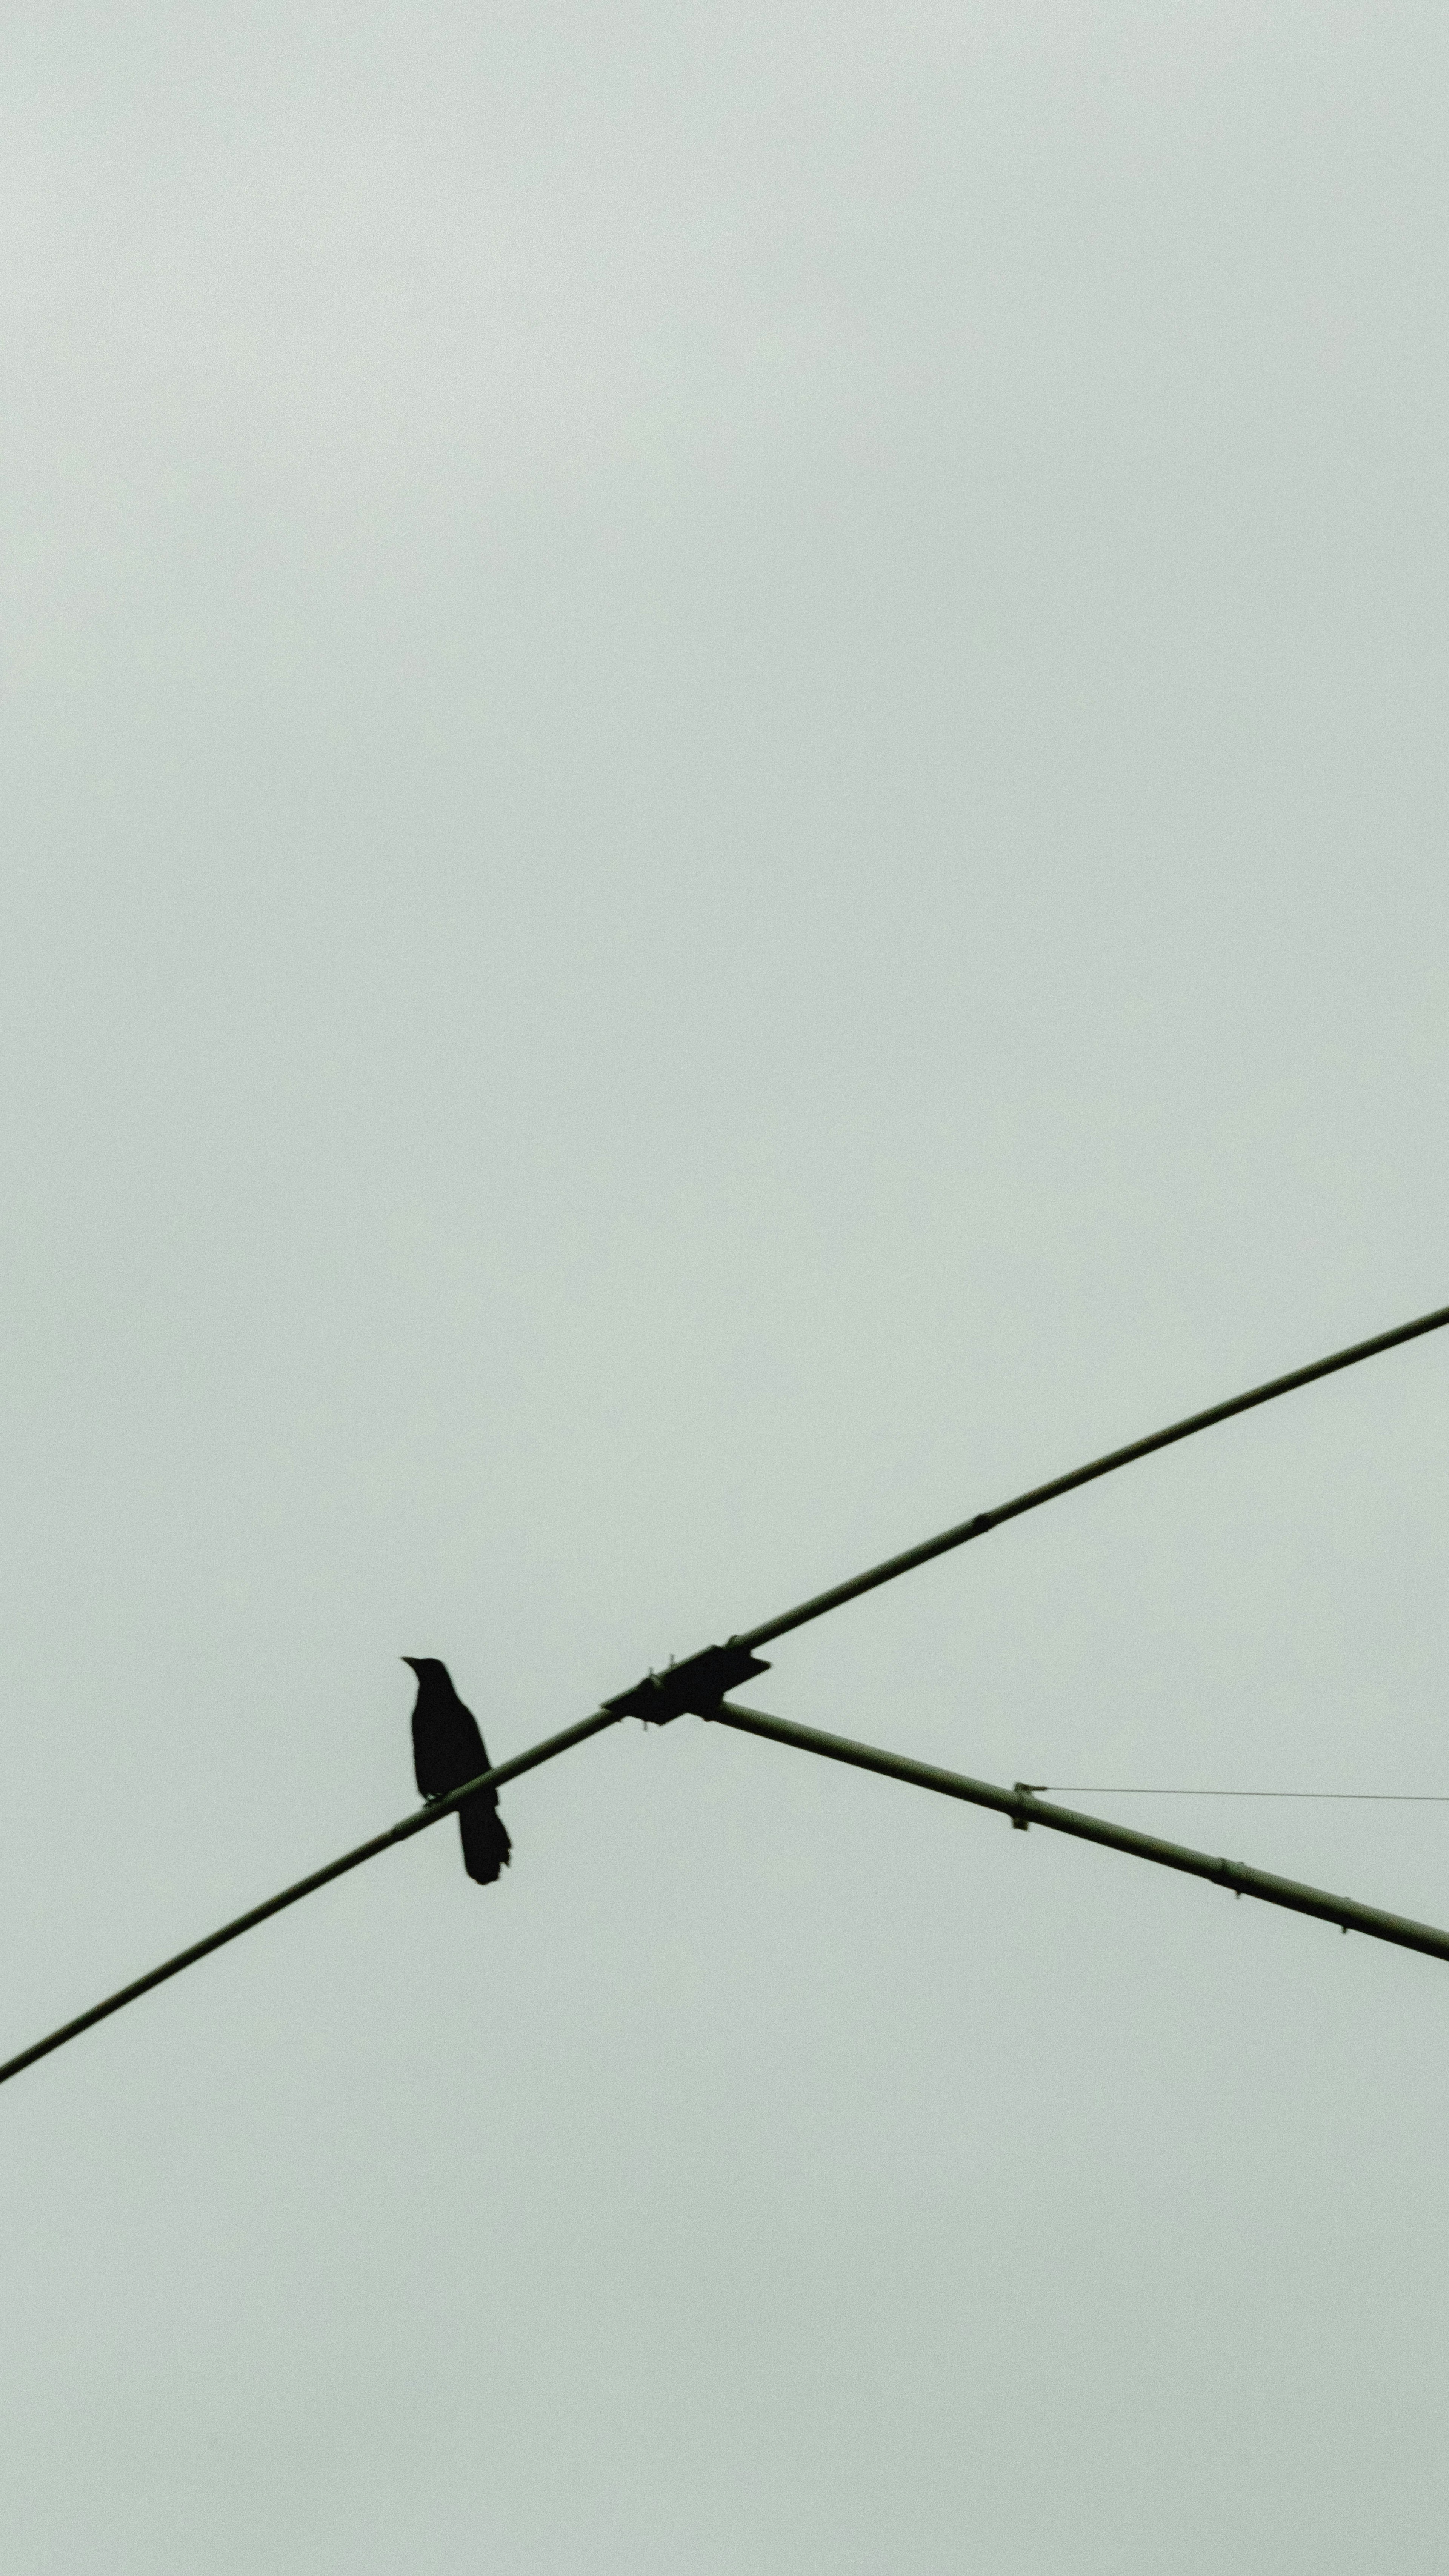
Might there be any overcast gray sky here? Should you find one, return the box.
[4,4,1449,2568]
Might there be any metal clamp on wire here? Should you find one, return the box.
[1012,1782,1043,1831]
[605,1638,772,1726]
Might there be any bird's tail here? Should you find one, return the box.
[458,1793,512,1886]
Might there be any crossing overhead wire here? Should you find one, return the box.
[707,1703,1449,1967]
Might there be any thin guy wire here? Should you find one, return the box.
[1036,1787,1449,1802]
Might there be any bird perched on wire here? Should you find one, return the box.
[403,1658,512,1885]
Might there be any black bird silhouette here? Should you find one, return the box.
[403,1658,512,1885]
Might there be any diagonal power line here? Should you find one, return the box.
[706,1703,1449,1967]
[0,1713,618,2092]
[732,1296,1449,1653]
[3,1295,1448,2092]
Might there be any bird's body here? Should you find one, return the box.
[403,1658,512,1885]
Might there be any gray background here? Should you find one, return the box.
[4,5,1449,2568]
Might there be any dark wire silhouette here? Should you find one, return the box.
[3,1294,1448,2092]
[0,1714,614,2092]
[734,1297,1449,1651]
[706,1704,1449,1966]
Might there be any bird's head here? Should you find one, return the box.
[402,1656,451,1686]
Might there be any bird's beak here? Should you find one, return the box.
[401,1657,420,1673]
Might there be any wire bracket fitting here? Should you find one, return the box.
[606,1639,772,1725]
